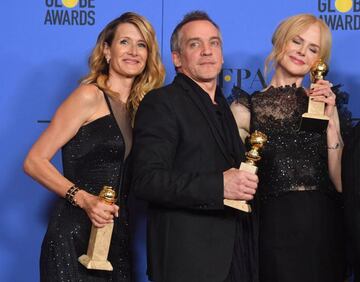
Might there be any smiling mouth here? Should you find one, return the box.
[123,59,140,64]
[289,56,305,65]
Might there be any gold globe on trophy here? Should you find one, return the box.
[78,186,117,271]
[224,130,267,212]
[245,131,268,166]
[300,59,330,132]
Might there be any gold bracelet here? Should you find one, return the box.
[65,185,80,206]
[327,143,340,150]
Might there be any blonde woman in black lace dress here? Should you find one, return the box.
[23,12,164,281]
[231,14,346,282]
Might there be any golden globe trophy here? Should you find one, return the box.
[300,59,330,132]
[224,130,267,212]
[78,186,116,271]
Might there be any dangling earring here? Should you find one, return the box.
[106,57,110,64]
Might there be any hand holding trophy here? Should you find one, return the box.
[224,130,267,212]
[300,59,330,132]
[78,186,117,271]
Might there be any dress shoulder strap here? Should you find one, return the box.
[102,92,115,116]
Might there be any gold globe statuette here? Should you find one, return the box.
[224,130,267,212]
[300,59,330,132]
[78,186,116,271]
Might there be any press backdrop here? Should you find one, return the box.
[0,1,359,281]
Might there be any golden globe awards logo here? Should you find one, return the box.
[44,0,95,25]
[318,0,360,30]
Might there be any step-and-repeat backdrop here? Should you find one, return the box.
[1,1,359,281]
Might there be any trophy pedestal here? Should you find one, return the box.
[78,222,114,271]
[224,162,258,213]
[300,113,329,132]
[78,255,113,271]
[300,81,329,133]
[239,161,258,174]
[224,199,251,212]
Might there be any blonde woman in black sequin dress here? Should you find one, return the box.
[23,12,165,281]
[231,14,346,282]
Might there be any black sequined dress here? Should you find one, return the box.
[40,93,132,281]
[236,85,345,282]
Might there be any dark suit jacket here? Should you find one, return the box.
[132,74,247,282]
[343,121,360,280]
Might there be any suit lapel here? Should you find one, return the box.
[175,75,238,166]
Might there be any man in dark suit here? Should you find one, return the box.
[132,11,258,282]
[343,121,360,281]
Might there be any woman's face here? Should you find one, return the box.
[104,23,148,78]
[277,23,321,79]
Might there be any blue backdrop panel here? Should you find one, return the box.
[0,1,359,281]
[0,1,163,281]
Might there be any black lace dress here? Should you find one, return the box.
[236,85,346,282]
[40,93,132,282]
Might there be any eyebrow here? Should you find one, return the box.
[295,35,320,49]
[186,36,222,43]
[119,36,146,42]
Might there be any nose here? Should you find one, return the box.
[201,42,212,56]
[297,44,306,56]
[128,42,138,56]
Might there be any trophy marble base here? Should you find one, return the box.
[224,199,251,212]
[78,222,114,271]
[300,83,329,133]
[78,255,113,271]
[300,113,329,133]
[223,162,258,213]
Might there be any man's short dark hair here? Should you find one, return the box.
[170,11,220,53]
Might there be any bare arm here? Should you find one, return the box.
[24,84,119,226]
[310,80,343,192]
[326,107,343,192]
[230,101,250,143]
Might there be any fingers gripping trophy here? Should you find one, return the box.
[224,131,267,212]
[78,186,117,271]
[300,59,330,132]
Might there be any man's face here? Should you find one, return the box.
[172,20,223,84]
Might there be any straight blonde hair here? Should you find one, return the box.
[265,14,332,76]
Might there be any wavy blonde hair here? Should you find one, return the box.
[265,14,332,76]
[81,12,165,121]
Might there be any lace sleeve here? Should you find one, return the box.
[227,85,251,109]
[333,85,353,142]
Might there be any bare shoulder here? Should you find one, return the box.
[230,101,240,109]
[54,83,105,124]
[68,84,103,107]
[230,100,250,133]
[230,101,250,113]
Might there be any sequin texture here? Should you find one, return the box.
[239,85,331,200]
[40,104,131,281]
